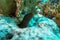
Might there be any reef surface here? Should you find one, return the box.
[0,14,60,40]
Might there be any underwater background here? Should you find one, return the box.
[0,0,60,40]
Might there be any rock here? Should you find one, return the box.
[0,14,60,40]
[0,0,17,17]
[55,13,60,27]
[0,16,18,40]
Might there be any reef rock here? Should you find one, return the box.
[0,14,60,40]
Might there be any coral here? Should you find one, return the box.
[0,14,60,40]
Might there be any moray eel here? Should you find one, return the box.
[18,13,34,28]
